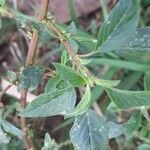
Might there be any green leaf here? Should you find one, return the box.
[138,144,150,150]
[67,22,77,35]
[106,88,150,109]
[60,44,69,64]
[124,111,142,139]
[144,72,150,91]
[70,110,108,150]
[1,120,23,138]
[88,58,150,72]
[42,133,58,150]
[54,63,86,87]
[108,122,125,139]
[66,85,91,118]
[0,0,6,7]
[119,27,150,62]
[96,0,139,52]
[123,27,150,51]
[44,74,70,94]
[7,71,17,82]
[73,34,96,51]
[94,78,120,88]
[68,38,78,53]
[67,0,77,24]
[18,65,45,91]
[0,126,10,144]
[21,88,76,117]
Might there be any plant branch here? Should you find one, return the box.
[20,0,49,149]
[26,0,49,66]
[0,83,14,103]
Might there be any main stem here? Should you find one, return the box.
[20,0,49,149]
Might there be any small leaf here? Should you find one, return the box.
[0,126,10,144]
[106,88,150,109]
[96,0,139,52]
[144,72,150,91]
[66,85,91,118]
[60,45,69,64]
[1,120,23,138]
[124,111,142,139]
[108,122,125,139]
[21,88,76,117]
[45,74,70,94]
[94,78,120,88]
[73,32,96,51]
[70,110,108,150]
[18,65,45,91]
[7,70,17,82]
[67,22,77,35]
[69,38,78,53]
[42,133,58,150]
[54,63,86,87]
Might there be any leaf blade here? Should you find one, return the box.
[97,0,139,52]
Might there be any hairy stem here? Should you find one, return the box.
[20,0,49,149]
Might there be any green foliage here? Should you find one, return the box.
[96,0,140,52]
[138,144,150,150]
[54,63,86,87]
[66,85,91,118]
[0,0,6,7]
[70,110,108,150]
[124,111,142,139]
[1,0,150,149]
[7,71,17,82]
[42,133,58,150]
[18,65,45,91]
[20,88,76,117]
[106,88,150,109]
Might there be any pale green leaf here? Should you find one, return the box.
[70,110,108,150]
[0,126,10,144]
[1,120,23,138]
[69,38,78,53]
[67,22,77,35]
[73,31,97,51]
[108,122,125,139]
[88,58,150,72]
[54,63,86,87]
[18,65,45,91]
[94,78,120,88]
[66,85,91,118]
[138,144,150,150]
[96,0,139,52]
[21,88,76,117]
[45,74,70,94]
[42,133,58,150]
[106,88,150,109]
[7,71,17,82]
[124,111,142,139]
[119,27,150,62]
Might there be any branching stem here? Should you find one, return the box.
[20,0,49,149]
